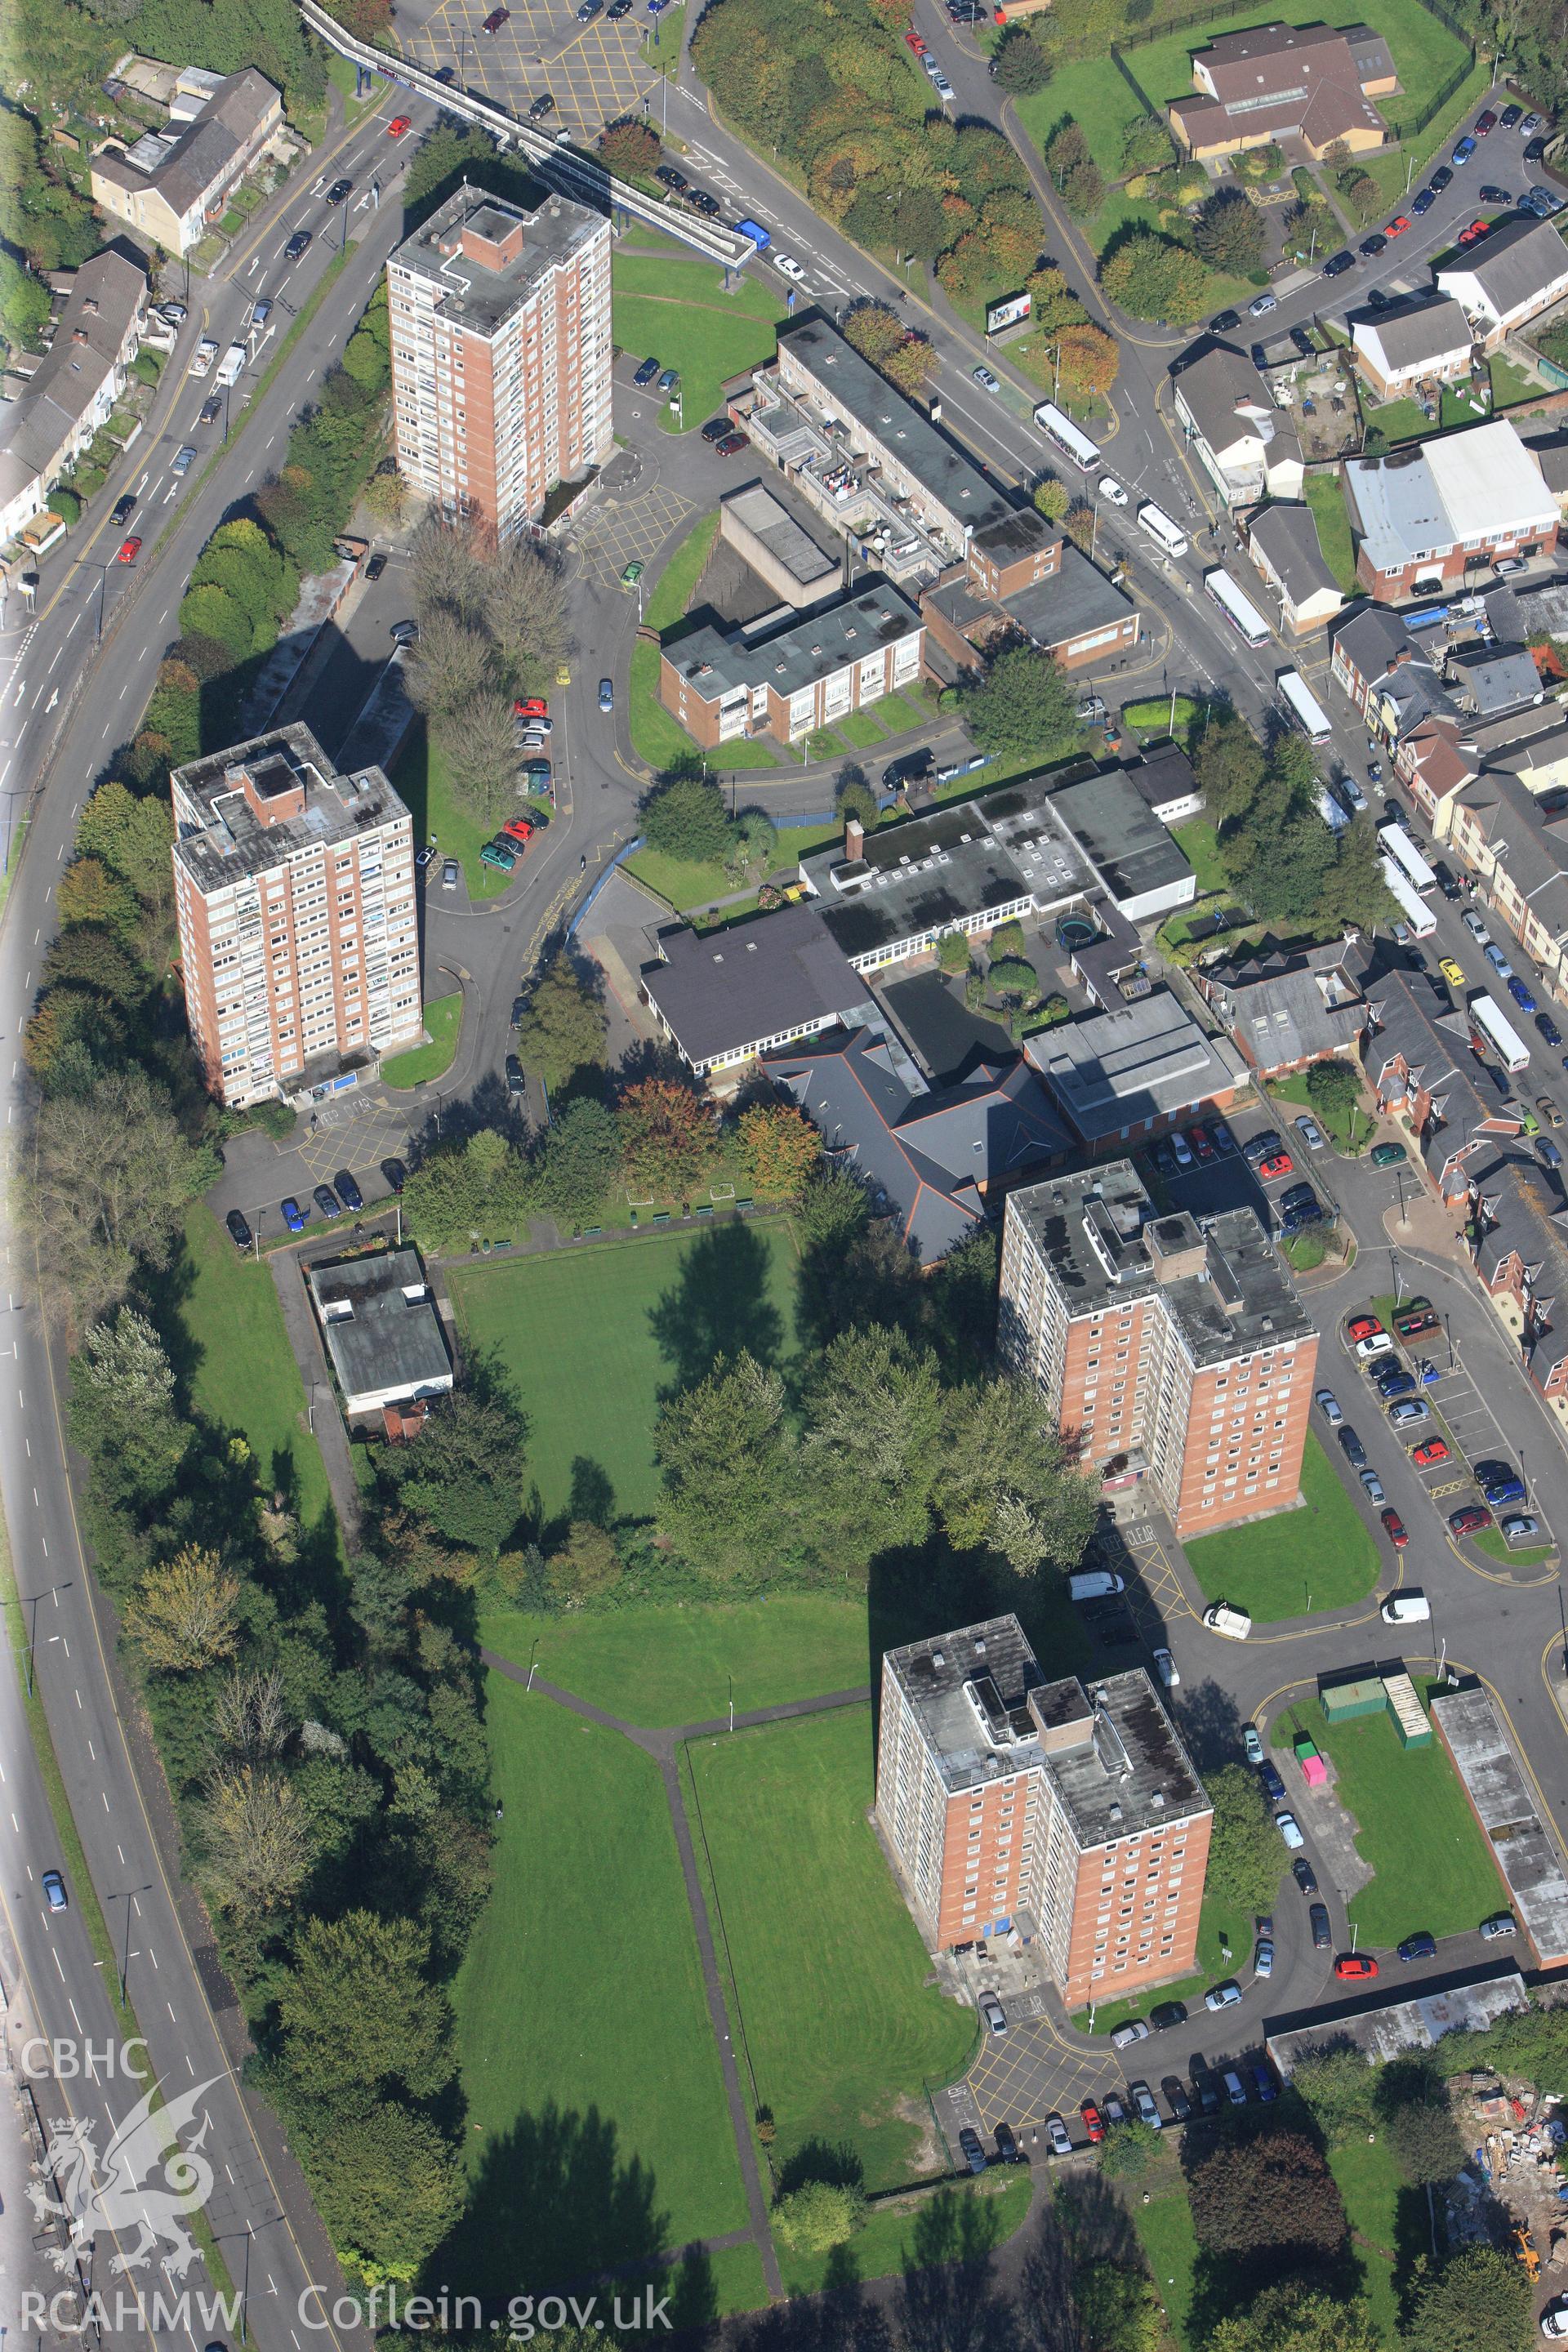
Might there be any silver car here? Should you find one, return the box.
[1316,1388,1342,1425]
[978,1990,1007,2036]
[1111,2016,1151,2049]
[1045,2113,1073,2158]
[1129,2080,1162,2130]
[441,858,460,890]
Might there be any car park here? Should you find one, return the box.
[1111,2017,1151,2049]
[957,2127,986,2173]
[1481,1911,1518,1940]
[1276,1811,1305,1849]
[1294,1856,1319,1894]
[1244,1724,1264,1765]
[978,1991,1007,2036]
[1412,1438,1450,1466]
[1130,2082,1162,2129]
[282,1197,305,1232]
[1450,1503,1494,1535]
[1258,1150,1294,1179]
[1310,1902,1332,1949]
[1046,2114,1073,2157]
[225,1209,253,1252]
[1398,1931,1437,1962]
[1316,1388,1343,1425]
[1205,1979,1242,2011]
[1335,1953,1379,1979]
[1388,1401,1430,1430]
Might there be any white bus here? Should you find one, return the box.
[1276,667,1333,746]
[1316,784,1349,835]
[1033,401,1101,473]
[1471,992,1531,1073]
[1379,856,1437,938]
[1379,820,1437,896]
[1137,501,1188,559]
[1204,568,1272,648]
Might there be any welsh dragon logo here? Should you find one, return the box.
[27,2078,218,2275]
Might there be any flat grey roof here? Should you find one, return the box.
[804,802,1033,962]
[306,1249,452,1405]
[1006,1160,1312,1363]
[1267,1967,1528,2078]
[884,1615,1209,1839]
[1027,990,1244,1133]
[1004,543,1136,653]
[1432,1685,1568,1963]
[172,723,407,892]
[777,316,1011,535]
[669,582,921,706]
[1047,767,1195,909]
[641,901,867,1062]
[721,482,836,588]
[390,185,603,336]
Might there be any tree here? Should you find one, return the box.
[29,1068,219,1323]
[300,2096,465,2286]
[362,468,409,527]
[1195,188,1267,274]
[1060,158,1106,217]
[799,1327,944,1568]
[0,251,51,348]
[1099,230,1212,325]
[599,117,661,172]
[69,1309,188,1508]
[279,1912,456,2098]
[533,1097,622,1227]
[1316,812,1395,936]
[618,1077,719,1200]
[771,2181,865,2252]
[438,694,521,827]
[1397,2247,1531,2352]
[1072,2260,1161,2352]
[1055,322,1120,401]
[123,1546,241,1673]
[1205,1762,1283,1922]
[937,929,972,973]
[1064,499,1096,553]
[836,762,880,832]
[1305,1058,1361,1123]
[1196,709,1267,833]
[1337,168,1382,228]
[655,1352,789,1574]
[1209,2282,1382,2352]
[1033,475,1070,522]
[547,1520,623,1601]
[931,1376,1098,1571]
[406,610,490,719]
[736,1102,821,1200]
[843,300,911,376]
[990,918,1027,959]
[408,510,491,625]
[56,858,140,943]
[1186,2128,1348,2263]
[514,956,607,1090]
[201,1765,313,1920]
[642,768,733,864]
[1098,2115,1160,2180]
[1121,114,1174,174]
[1378,2058,1466,2186]
[960,642,1078,760]
[484,537,568,691]
[991,28,1051,93]
[1290,2042,1377,2149]
[1045,119,1092,185]
[76,779,178,918]
[378,1388,528,1558]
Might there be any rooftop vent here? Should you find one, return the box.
[1152,1791,1165,1809]
[1108,1801,1124,1823]
[973,1637,987,1657]
[932,1650,946,1670]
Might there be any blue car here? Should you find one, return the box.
[1260,1761,1286,1802]
[281,1196,306,1232]
[1453,135,1477,163]
[1411,187,1437,214]
[1485,942,1513,976]
[1508,975,1538,1012]
[1253,2064,1279,2103]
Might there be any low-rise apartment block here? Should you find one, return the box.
[875,1615,1213,2002]
[171,724,421,1109]
[999,1161,1317,1537]
[660,583,924,749]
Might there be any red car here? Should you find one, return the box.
[482,6,510,28]
[1450,1503,1493,1536]
[1384,215,1411,236]
[904,29,928,50]
[1347,1315,1384,1342]
[1334,1954,1379,1980]
[513,696,549,719]
[1475,108,1497,134]
[116,536,141,562]
[1187,1125,1215,1162]
[1079,2099,1105,2143]
[1412,1438,1451,1467]
[1380,1508,1408,1548]
[387,115,412,137]
[501,817,535,847]
[1258,1151,1294,1181]
[1458,219,1490,246]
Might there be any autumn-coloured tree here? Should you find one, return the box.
[56,858,140,944]
[737,1102,822,1200]
[123,1545,241,1672]
[618,1079,719,1200]
[599,118,662,173]
[201,1765,313,1918]
[1055,320,1120,401]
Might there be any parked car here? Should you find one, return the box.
[441,858,460,889]
[1413,1438,1451,1466]
[1150,2000,1187,2031]
[1222,2069,1249,2106]
[1388,1401,1431,1429]
[1243,1129,1283,1165]
[1259,1760,1285,1802]
[1152,1646,1178,1689]
[1321,250,1356,276]
[1046,2114,1073,2158]
[1510,975,1539,1011]
[1258,1150,1294,1180]
[978,1992,1008,2037]
[313,1184,340,1218]
[1079,2099,1105,2143]
[1253,2065,1279,2104]
[1130,2082,1162,2130]
[1205,1980,1243,2011]
[281,1197,305,1232]
[1398,1931,1437,1962]
[957,2127,987,2174]
[381,1158,407,1195]
[225,1209,253,1252]
[1450,1503,1494,1536]
[334,1170,364,1212]
[1335,1953,1379,1979]
[1162,2077,1192,2124]
[1294,1114,1326,1151]
[972,364,1002,395]
[1339,1425,1368,1468]
[1381,1507,1410,1546]
[1310,1902,1332,1949]
[1371,1140,1409,1167]
[1275,1811,1305,1849]
[1316,1388,1343,1425]
[1502,1513,1543,1545]
[1294,1856,1319,1895]
[1254,1936,1274,1978]
[1359,1466,1388,1503]
[1244,1724,1264,1765]
[1481,1911,1518,1940]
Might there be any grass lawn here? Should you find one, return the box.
[447,1220,800,1524]
[381,990,462,1089]
[1183,1432,1380,1623]
[777,2176,1033,2298]
[647,0,685,72]
[1269,1068,1374,1152]
[448,1673,746,2288]
[1134,2185,1200,2352]
[1474,1527,1556,1568]
[1303,470,1359,597]
[176,1205,341,1558]
[1266,1695,1505,1948]
[612,248,787,434]
[390,722,510,900]
[1172,818,1226,896]
[1122,695,1214,754]
[625,819,840,913]
[1331,2135,1405,2344]
[838,707,891,750]
[688,1706,977,2191]
[480,1595,873,1726]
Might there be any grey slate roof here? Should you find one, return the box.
[1441,214,1568,318]
[640,901,868,1064]
[764,1026,1070,1262]
[1361,969,1523,1189]
[1172,344,1299,466]
[1206,960,1365,1071]
[1248,501,1342,607]
[0,243,146,514]
[1355,296,1472,372]
[668,582,922,708]
[1045,768,1195,911]
[1450,646,1544,716]
[1003,543,1137,653]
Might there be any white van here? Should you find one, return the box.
[1381,1590,1431,1624]
[1204,1602,1253,1640]
[1069,1569,1126,1602]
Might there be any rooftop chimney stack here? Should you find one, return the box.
[845,815,865,862]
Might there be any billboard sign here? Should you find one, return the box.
[986,292,1031,335]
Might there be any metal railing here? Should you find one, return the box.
[297,0,755,272]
